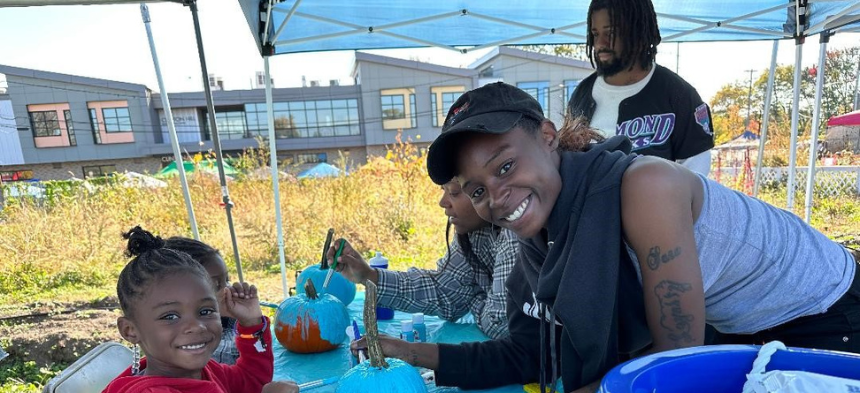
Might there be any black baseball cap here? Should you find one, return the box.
[426,82,546,185]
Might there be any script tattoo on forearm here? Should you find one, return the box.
[646,246,682,271]
[654,280,694,346]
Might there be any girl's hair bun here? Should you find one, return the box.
[122,225,165,257]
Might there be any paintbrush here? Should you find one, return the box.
[298,376,340,391]
[323,239,345,289]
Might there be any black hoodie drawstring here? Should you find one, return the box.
[539,303,546,393]
[548,305,558,393]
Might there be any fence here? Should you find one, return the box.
[711,166,860,197]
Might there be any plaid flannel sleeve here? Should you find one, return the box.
[376,237,479,321]
[470,229,518,339]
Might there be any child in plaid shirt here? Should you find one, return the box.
[327,180,518,339]
[164,237,240,364]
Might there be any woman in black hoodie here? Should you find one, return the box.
[352,82,859,393]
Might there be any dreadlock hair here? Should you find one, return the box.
[117,226,210,318]
[163,236,221,267]
[586,0,661,71]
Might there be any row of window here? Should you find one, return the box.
[243,99,361,140]
[377,81,580,130]
[28,105,132,147]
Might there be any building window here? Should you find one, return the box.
[564,79,581,101]
[381,94,405,120]
[89,109,102,144]
[63,110,77,146]
[102,107,132,133]
[409,94,417,128]
[517,81,550,118]
[203,110,248,140]
[296,152,327,164]
[29,110,61,137]
[380,88,416,130]
[0,170,35,182]
[244,99,360,139]
[82,164,117,178]
[431,87,465,127]
[479,66,495,78]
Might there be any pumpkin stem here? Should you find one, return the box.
[363,280,389,369]
[305,278,318,300]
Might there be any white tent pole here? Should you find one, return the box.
[853,55,860,111]
[264,57,288,299]
[140,3,199,240]
[786,39,803,211]
[804,32,830,223]
[753,40,779,198]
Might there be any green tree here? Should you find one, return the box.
[710,46,858,151]
[513,44,589,61]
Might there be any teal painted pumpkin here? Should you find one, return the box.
[275,279,350,354]
[296,264,356,306]
[336,358,427,393]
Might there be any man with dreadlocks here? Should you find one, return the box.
[568,0,714,175]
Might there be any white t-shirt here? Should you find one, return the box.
[589,66,656,138]
[589,66,712,176]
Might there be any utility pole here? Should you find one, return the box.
[744,69,755,129]
[676,42,680,74]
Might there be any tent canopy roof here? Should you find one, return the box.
[828,110,860,127]
[239,0,860,56]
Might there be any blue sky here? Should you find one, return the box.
[0,0,857,102]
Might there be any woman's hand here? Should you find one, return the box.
[221,281,263,327]
[350,335,440,369]
[326,238,378,285]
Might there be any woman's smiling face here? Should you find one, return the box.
[457,122,562,239]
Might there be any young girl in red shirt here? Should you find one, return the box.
[102,226,296,393]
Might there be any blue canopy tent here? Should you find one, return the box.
[231,0,860,292]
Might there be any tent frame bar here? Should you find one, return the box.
[660,3,795,41]
[140,3,200,241]
[804,31,830,222]
[271,0,301,47]
[753,40,780,198]
[807,1,860,33]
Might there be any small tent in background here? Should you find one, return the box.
[825,110,860,154]
[121,172,167,188]
[297,162,342,179]
[714,130,760,169]
[155,160,238,178]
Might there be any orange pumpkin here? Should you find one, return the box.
[274,279,349,353]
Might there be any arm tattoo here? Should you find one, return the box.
[646,246,682,271]
[654,280,694,346]
[410,348,419,366]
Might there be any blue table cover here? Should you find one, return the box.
[273,291,525,392]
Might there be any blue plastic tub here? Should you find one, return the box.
[599,345,860,393]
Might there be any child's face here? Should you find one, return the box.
[202,254,229,294]
[439,181,487,235]
[457,125,562,239]
[119,272,223,379]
